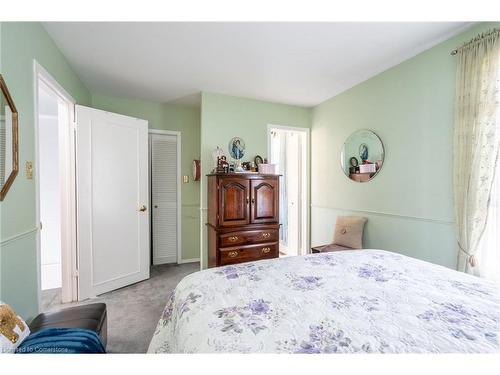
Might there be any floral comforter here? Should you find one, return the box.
[148,250,500,353]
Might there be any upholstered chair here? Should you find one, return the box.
[312,216,368,253]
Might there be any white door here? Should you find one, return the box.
[76,105,150,299]
[150,132,180,265]
[269,126,309,257]
[285,133,300,254]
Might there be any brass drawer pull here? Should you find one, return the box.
[228,251,239,258]
[261,247,271,254]
[228,236,239,242]
[262,232,271,238]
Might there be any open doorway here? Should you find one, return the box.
[268,125,309,257]
[35,62,78,311]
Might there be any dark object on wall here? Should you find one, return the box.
[348,156,359,175]
[0,74,19,201]
[192,159,201,181]
[206,173,280,267]
[359,143,369,161]
[228,137,245,159]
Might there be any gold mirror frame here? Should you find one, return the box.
[0,74,19,201]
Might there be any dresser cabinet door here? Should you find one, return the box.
[250,178,279,224]
[219,178,250,226]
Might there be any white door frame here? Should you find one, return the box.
[33,60,78,309]
[148,129,182,264]
[267,124,310,255]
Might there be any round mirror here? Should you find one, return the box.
[341,130,384,183]
[228,137,245,160]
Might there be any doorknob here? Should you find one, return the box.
[139,205,147,212]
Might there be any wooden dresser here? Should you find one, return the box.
[206,173,280,268]
[349,172,373,182]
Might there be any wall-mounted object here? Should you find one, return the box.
[183,175,189,183]
[228,137,245,160]
[341,129,384,183]
[192,159,201,181]
[0,75,19,201]
[25,161,33,180]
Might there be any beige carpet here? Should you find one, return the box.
[41,262,199,353]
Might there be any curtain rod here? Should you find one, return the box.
[451,28,500,56]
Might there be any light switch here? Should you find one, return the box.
[183,175,189,183]
[26,161,33,179]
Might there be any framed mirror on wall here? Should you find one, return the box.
[0,74,19,201]
[341,129,384,183]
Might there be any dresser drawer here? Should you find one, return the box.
[219,229,278,247]
[219,242,278,265]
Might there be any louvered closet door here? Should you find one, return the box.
[150,133,179,265]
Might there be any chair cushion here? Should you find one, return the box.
[333,216,367,249]
[29,303,107,348]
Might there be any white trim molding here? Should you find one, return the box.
[34,59,79,310]
[267,124,311,255]
[311,204,455,225]
[34,61,76,105]
[149,129,181,136]
[178,258,200,264]
[0,227,38,246]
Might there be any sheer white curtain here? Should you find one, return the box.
[453,29,500,278]
[477,159,500,282]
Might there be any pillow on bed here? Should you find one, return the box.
[333,216,367,249]
[0,301,30,353]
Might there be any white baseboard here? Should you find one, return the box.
[178,258,200,264]
[153,255,177,265]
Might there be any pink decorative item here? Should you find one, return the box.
[258,163,277,174]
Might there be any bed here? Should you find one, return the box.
[148,250,500,353]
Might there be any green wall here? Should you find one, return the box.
[91,94,201,261]
[311,22,500,269]
[0,21,3,303]
[0,22,91,319]
[2,21,499,319]
[200,92,311,268]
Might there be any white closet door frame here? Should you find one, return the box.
[149,129,182,264]
[33,60,78,308]
[267,124,310,255]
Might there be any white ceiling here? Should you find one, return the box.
[43,22,472,108]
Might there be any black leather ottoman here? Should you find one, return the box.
[29,303,107,349]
